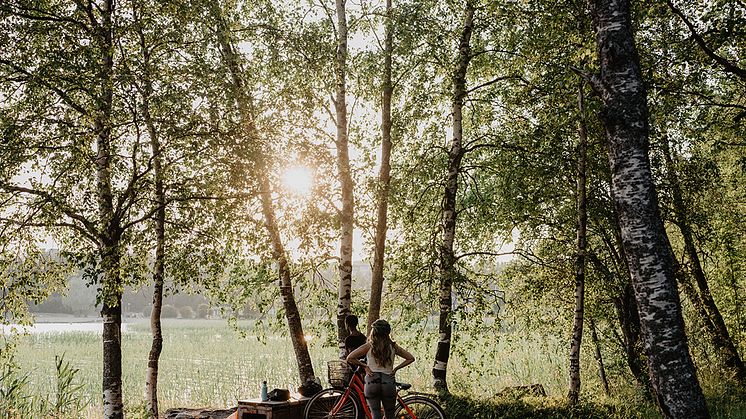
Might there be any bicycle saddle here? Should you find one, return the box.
[396,382,412,390]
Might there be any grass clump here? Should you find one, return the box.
[0,353,88,418]
[439,393,657,419]
[438,386,746,419]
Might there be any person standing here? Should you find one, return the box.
[344,314,367,355]
[346,319,415,419]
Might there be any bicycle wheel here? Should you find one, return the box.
[304,388,360,419]
[394,395,446,419]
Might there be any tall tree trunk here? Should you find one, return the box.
[432,2,473,392]
[661,138,746,383]
[615,283,650,393]
[589,318,610,396]
[726,247,743,346]
[259,175,316,384]
[367,0,394,333]
[134,7,166,415]
[568,79,588,406]
[592,239,651,393]
[146,157,165,419]
[588,0,709,416]
[607,220,652,393]
[335,0,354,356]
[213,4,316,385]
[95,1,123,417]
[100,253,123,419]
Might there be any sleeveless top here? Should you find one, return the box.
[366,344,395,374]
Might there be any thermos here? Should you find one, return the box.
[261,381,268,402]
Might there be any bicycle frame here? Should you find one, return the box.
[329,369,419,418]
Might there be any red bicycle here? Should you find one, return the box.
[303,360,446,419]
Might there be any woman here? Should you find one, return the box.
[346,319,415,419]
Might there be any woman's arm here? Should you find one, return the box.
[346,343,372,375]
[392,342,415,375]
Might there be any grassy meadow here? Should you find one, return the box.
[5,316,745,418]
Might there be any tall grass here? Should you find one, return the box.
[10,319,338,413]
[4,319,745,418]
[1,353,88,418]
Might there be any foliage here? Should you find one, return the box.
[52,354,89,415]
[197,304,211,319]
[439,393,656,419]
[179,306,195,319]
[0,0,745,416]
[161,304,178,319]
[0,353,87,419]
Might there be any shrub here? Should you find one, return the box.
[161,304,178,319]
[197,304,210,319]
[179,306,195,319]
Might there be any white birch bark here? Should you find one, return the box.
[432,2,474,392]
[568,79,588,406]
[334,0,354,356]
[588,0,709,416]
[95,1,123,417]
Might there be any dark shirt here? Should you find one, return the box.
[345,333,367,355]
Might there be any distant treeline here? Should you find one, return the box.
[28,259,381,318]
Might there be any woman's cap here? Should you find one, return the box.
[371,319,391,334]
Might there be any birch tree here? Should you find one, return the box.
[211,3,317,386]
[567,80,588,406]
[130,2,167,415]
[432,0,474,392]
[584,0,709,415]
[367,0,394,332]
[0,2,129,416]
[334,0,355,353]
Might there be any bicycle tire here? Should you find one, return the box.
[304,388,361,419]
[394,395,446,419]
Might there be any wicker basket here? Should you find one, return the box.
[327,360,352,388]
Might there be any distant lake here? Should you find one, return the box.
[1,321,130,334]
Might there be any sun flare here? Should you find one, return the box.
[281,166,314,197]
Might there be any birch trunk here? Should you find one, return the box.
[335,0,354,355]
[367,0,393,333]
[662,138,745,383]
[590,249,650,392]
[608,222,652,393]
[95,1,123,417]
[135,9,166,415]
[615,283,650,392]
[101,271,123,419]
[213,4,315,385]
[587,244,652,395]
[259,175,316,383]
[589,319,610,396]
[568,79,588,406]
[589,0,708,416]
[432,2,473,392]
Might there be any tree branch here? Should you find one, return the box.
[0,59,90,116]
[1,3,91,32]
[0,217,97,245]
[466,75,528,94]
[1,185,97,238]
[666,0,746,80]
[570,66,604,97]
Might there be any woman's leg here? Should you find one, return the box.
[380,373,397,418]
[364,373,384,419]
